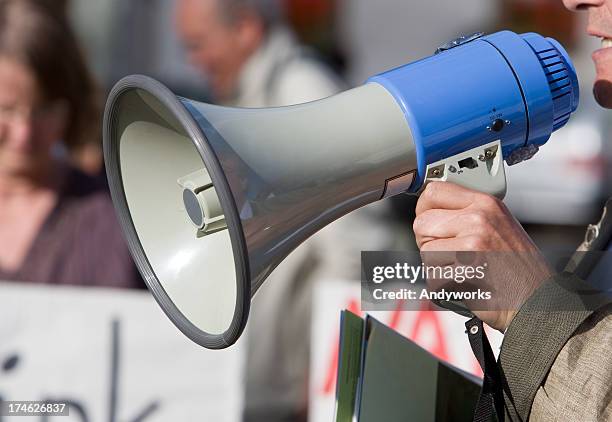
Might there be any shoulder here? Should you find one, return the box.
[57,168,141,288]
[60,168,118,226]
[54,168,128,254]
[273,54,344,104]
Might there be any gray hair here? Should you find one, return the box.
[218,0,285,30]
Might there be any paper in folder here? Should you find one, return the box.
[334,311,482,422]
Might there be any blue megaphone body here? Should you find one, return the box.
[369,30,579,193]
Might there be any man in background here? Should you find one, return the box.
[176,0,341,108]
[176,1,398,421]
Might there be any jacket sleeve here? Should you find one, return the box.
[530,303,612,421]
[497,272,612,421]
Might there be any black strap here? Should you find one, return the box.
[466,317,504,422]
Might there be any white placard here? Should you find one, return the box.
[308,280,503,422]
[0,282,244,422]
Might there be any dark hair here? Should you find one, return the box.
[0,0,100,150]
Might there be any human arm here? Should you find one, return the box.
[414,182,612,420]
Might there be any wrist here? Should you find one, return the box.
[499,269,556,332]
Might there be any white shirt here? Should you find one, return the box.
[231,27,343,108]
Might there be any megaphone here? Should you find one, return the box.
[103,31,579,349]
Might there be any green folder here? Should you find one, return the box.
[334,311,482,422]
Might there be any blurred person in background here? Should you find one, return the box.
[0,0,140,288]
[175,0,342,108]
[176,1,397,421]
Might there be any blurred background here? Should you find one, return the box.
[0,0,608,421]
[69,0,609,247]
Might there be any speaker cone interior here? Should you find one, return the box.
[104,77,249,349]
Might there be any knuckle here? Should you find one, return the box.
[464,235,487,251]
[413,214,427,234]
[423,182,440,201]
[420,240,436,253]
[468,210,489,227]
[478,194,502,212]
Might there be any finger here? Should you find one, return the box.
[419,237,463,254]
[420,250,486,271]
[420,250,456,267]
[414,209,490,249]
[424,266,460,292]
[416,181,481,216]
[419,235,488,253]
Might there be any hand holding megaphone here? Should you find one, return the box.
[104,30,579,348]
[415,181,554,331]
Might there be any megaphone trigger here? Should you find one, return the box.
[419,140,507,200]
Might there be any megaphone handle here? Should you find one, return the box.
[418,140,506,316]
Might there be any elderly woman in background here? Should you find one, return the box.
[0,0,140,288]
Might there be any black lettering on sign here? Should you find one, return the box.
[0,317,163,422]
[2,354,19,373]
[109,318,161,422]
